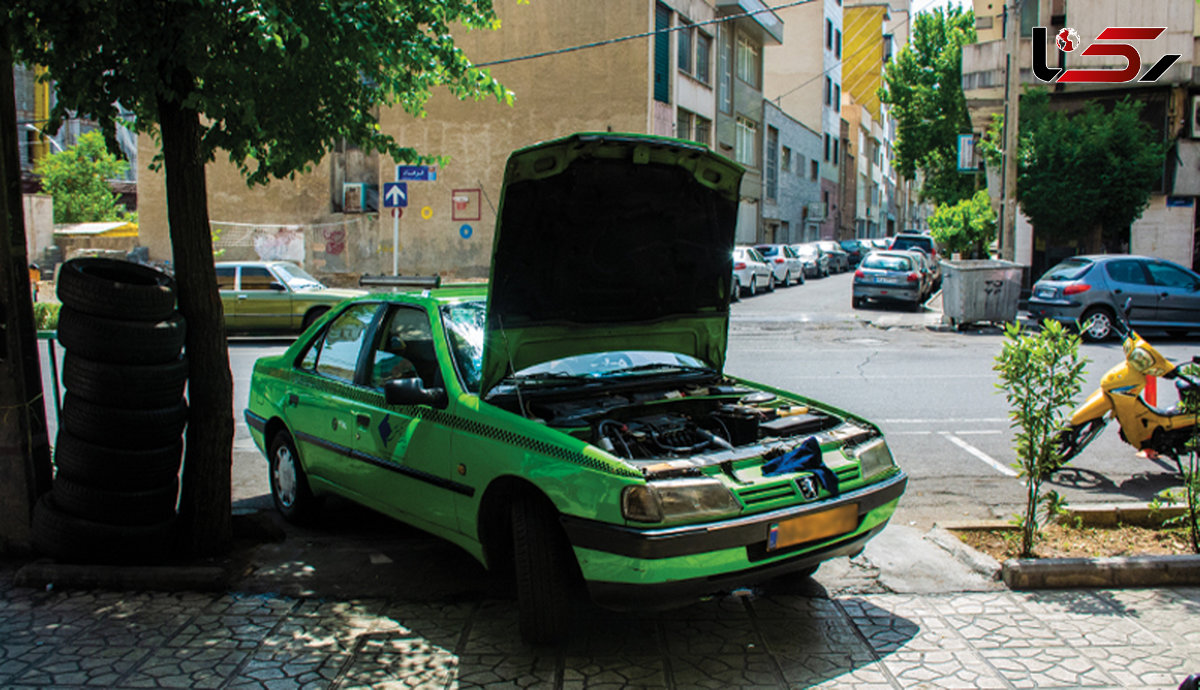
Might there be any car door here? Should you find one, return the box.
[1102,259,1158,323]
[216,265,237,325]
[233,265,294,332]
[288,302,383,490]
[1145,260,1200,326]
[345,303,460,530]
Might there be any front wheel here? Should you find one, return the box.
[512,497,577,645]
[766,274,776,292]
[1052,418,1107,465]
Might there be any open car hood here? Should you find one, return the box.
[480,133,744,398]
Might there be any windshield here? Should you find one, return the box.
[862,254,911,271]
[1040,258,1092,282]
[518,351,710,380]
[441,300,486,393]
[891,236,931,253]
[274,263,325,290]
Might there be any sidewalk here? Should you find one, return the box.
[4,491,1200,688]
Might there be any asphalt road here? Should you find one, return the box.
[36,270,1197,528]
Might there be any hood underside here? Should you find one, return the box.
[481,133,744,397]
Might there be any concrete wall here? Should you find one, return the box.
[137,0,649,279]
[22,195,53,264]
[1131,195,1195,267]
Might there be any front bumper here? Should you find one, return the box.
[563,470,907,609]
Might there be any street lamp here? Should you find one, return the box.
[22,123,64,153]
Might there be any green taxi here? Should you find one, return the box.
[245,133,906,643]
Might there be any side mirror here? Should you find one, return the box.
[384,377,447,408]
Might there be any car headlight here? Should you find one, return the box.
[1128,346,1155,374]
[621,478,740,524]
[855,438,896,481]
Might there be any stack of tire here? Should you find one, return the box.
[32,258,188,564]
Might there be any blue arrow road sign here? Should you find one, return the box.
[383,182,408,208]
[396,165,436,181]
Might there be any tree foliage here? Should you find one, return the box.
[928,190,995,259]
[32,131,130,223]
[5,0,511,557]
[995,319,1087,558]
[980,90,1166,246]
[879,6,976,206]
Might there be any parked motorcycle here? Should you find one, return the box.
[1054,302,1200,472]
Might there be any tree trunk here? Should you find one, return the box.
[157,94,232,557]
[0,48,53,553]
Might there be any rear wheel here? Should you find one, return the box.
[783,271,792,287]
[512,497,577,645]
[731,278,741,302]
[1079,307,1116,342]
[269,431,319,523]
[766,274,776,292]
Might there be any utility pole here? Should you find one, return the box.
[999,0,1023,262]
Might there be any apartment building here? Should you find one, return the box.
[762,100,823,242]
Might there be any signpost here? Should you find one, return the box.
[382,182,408,275]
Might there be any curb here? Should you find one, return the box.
[936,504,1200,590]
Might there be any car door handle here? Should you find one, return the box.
[237,294,248,300]
[356,414,370,428]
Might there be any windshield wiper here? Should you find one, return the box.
[607,363,714,377]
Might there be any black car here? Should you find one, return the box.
[840,240,866,267]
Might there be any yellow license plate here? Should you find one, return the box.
[767,504,858,551]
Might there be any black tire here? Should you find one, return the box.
[57,307,186,365]
[783,271,792,287]
[1079,307,1117,342]
[731,278,741,302]
[52,475,179,525]
[852,296,863,309]
[31,494,176,564]
[1051,419,1107,465]
[301,307,329,331]
[60,393,188,450]
[767,274,776,292]
[63,353,188,409]
[53,429,182,491]
[747,276,757,297]
[57,258,176,321]
[512,497,576,645]
[269,430,319,523]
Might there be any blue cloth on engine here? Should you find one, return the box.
[761,436,839,496]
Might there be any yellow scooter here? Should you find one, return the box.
[1055,304,1200,471]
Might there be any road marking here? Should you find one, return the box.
[953,430,1003,436]
[940,431,1018,477]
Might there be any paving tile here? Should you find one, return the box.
[661,617,763,656]
[1074,645,1200,689]
[0,643,51,686]
[9,644,148,686]
[561,656,666,689]
[878,649,1007,689]
[227,646,351,689]
[121,645,252,688]
[979,645,1122,687]
[452,654,558,688]
[757,617,872,657]
[562,614,662,656]
[747,594,845,620]
[668,653,783,687]
[336,635,457,688]
[775,652,893,689]
[943,611,1063,649]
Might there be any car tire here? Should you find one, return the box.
[31,494,176,564]
[56,258,177,321]
[731,278,741,302]
[512,496,576,645]
[269,430,320,523]
[57,307,186,365]
[62,353,188,409]
[767,274,776,292]
[60,393,188,450]
[52,475,179,526]
[852,296,863,309]
[53,430,182,491]
[301,307,329,332]
[1079,307,1116,342]
[783,271,792,287]
[748,276,757,297]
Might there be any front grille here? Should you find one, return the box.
[736,481,797,508]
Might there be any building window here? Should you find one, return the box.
[835,30,842,58]
[719,27,733,113]
[735,116,758,167]
[833,138,839,165]
[736,33,760,89]
[824,77,832,106]
[811,160,819,180]
[826,18,833,49]
[823,133,830,162]
[695,115,712,146]
[676,109,712,146]
[766,126,779,201]
[677,20,712,86]
[677,16,693,74]
[834,83,841,112]
[781,146,791,172]
[697,31,712,84]
[654,3,671,103]
[676,109,691,141]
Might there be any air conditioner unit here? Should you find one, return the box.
[342,183,368,213]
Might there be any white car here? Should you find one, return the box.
[754,244,806,287]
[732,246,773,297]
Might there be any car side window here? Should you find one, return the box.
[1146,262,1200,290]
[313,304,379,382]
[216,266,236,290]
[241,267,277,291]
[369,307,439,389]
[1105,260,1150,285]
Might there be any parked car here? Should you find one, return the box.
[245,133,906,644]
[733,246,774,296]
[216,261,366,335]
[892,249,934,301]
[839,240,866,267]
[792,243,829,278]
[755,244,805,286]
[888,233,942,289]
[817,241,850,272]
[1027,254,1200,341]
[852,250,925,311]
